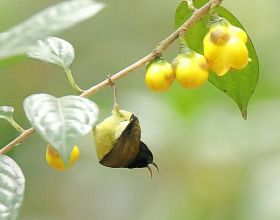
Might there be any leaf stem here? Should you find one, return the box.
[179,37,190,54]
[9,118,25,133]
[64,68,85,94]
[0,0,222,155]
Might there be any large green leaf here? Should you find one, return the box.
[0,155,25,220]
[0,0,105,62]
[175,1,259,119]
[23,94,99,162]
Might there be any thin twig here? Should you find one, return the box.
[0,128,35,154]
[81,0,220,98]
[0,0,221,155]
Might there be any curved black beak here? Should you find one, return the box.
[151,162,159,173]
[147,165,153,178]
[146,162,159,178]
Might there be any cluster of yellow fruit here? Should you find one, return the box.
[204,18,249,76]
[145,18,249,91]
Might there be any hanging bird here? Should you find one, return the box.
[93,106,158,177]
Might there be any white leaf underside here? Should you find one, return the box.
[0,155,25,220]
[24,94,99,162]
[27,37,75,68]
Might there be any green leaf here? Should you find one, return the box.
[23,94,99,162]
[0,106,14,121]
[175,1,259,119]
[0,0,105,61]
[0,155,25,220]
[27,37,75,69]
[175,1,210,51]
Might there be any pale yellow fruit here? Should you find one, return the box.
[203,20,249,76]
[145,59,175,91]
[46,144,80,171]
[229,25,248,43]
[226,38,249,69]
[173,53,209,89]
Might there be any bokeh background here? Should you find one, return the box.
[0,0,279,219]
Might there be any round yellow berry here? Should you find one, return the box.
[145,59,175,91]
[173,52,209,89]
[46,144,80,171]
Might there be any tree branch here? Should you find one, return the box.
[0,128,35,154]
[0,0,221,155]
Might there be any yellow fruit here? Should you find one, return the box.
[203,33,226,61]
[173,52,209,88]
[229,25,247,43]
[226,38,249,69]
[145,59,175,91]
[209,28,230,46]
[207,59,230,76]
[46,144,80,171]
[203,19,249,76]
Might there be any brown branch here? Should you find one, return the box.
[0,0,221,155]
[0,128,35,154]
[81,0,221,98]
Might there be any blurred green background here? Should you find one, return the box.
[0,0,279,219]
